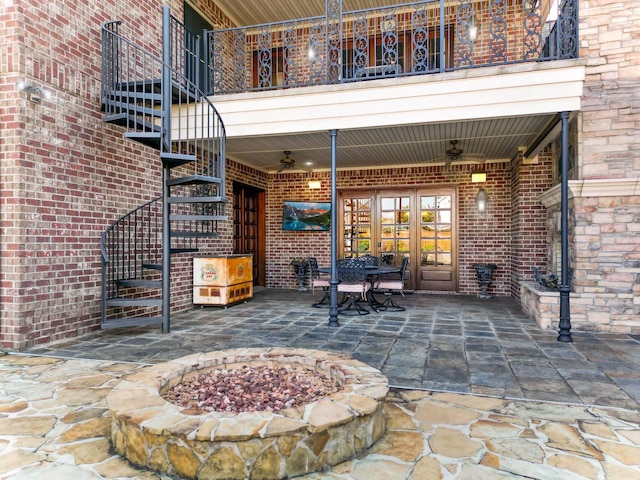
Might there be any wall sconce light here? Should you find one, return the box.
[16,80,51,103]
[307,41,317,62]
[469,15,478,42]
[471,172,487,183]
[308,180,322,190]
[477,187,488,213]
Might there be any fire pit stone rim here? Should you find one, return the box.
[107,347,389,479]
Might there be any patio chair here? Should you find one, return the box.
[372,257,409,312]
[361,254,379,267]
[308,257,330,308]
[337,258,371,315]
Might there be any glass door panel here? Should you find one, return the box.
[378,195,411,273]
[342,196,373,257]
[418,192,456,291]
[339,188,457,292]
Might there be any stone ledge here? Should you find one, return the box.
[107,347,388,480]
[521,283,560,330]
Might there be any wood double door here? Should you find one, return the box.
[339,187,458,292]
[232,183,266,286]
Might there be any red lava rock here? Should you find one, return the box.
[161,364,341,413]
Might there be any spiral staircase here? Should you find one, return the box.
[99,7,226,332]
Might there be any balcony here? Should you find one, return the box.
[206,0,578,95]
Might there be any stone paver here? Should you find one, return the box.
[1,353,639,479]
[23,289,640,409]
[5,289,640,478]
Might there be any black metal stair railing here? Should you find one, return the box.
[101,15,226,184]
[99,197,222,320]
[99,7,227,330]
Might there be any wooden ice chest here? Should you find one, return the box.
[193,255,253,306]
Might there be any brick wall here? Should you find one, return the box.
[510,147,555,300]
[0,0,235,350]
[264,162,545,297]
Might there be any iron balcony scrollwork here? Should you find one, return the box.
[206,0,579,95]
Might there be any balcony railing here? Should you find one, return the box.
[205,0,578,95]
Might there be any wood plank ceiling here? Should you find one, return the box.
[225,115,555,172]
[212,0,413,26]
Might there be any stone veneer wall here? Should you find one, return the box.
[528,0,640,333]
[539,182,640,333]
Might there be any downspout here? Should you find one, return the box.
[328,129,340,327]
[557,111,572,342]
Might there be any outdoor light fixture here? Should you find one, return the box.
[308,180,322,189]
[477,187,488,213]
[15,80,51,103]
[471,172,487,183]
[307,41,316,61]
[469,15,478,42]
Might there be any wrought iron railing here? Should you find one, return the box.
[100,196,222,302]
[101,15,226,186]
[100,7,227,311]
[206,0,578,95]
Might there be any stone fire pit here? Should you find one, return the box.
[107,348,388,479]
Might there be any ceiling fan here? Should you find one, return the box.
[441,140,486,167]
[270,151,313,173]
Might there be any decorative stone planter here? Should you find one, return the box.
[291,262,309,291]
[472,263,497,299]
[107,348,388,480]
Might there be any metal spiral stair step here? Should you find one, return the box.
[167,175,222,186]
[102,111,162,130]
[167,196,226,204]
[109,79,196,104]
[101,316,164,329]
[170,214,227,222]
[161,152,197,167]
[117,279,162,289]
[125,131,163,150]
[105,298,162,307]
[170,230,221,238]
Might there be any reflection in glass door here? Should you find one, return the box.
[379,195,411,273]
[342,196,373,257]
[418,192,456,291]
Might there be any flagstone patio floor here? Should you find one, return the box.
[1,289,639,479]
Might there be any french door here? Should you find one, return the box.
[339,187,457,292]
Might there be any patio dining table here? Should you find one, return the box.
[317,265,401,312]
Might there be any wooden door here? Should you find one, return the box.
[416,189,457,291]
[339,187,457,292]
[377,191,412,285]
[232,183,265,286]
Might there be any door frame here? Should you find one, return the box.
[338,185,458,292]
[232,182,266,286]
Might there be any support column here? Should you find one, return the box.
[328,129,340,327]
[161,6,172,333]
[557,111,572,342]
